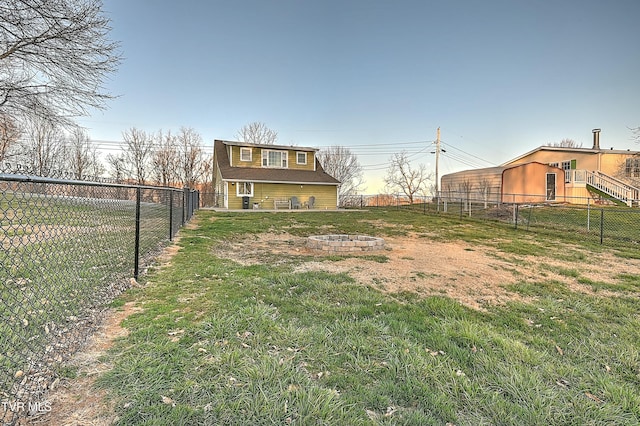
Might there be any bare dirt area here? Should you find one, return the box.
[24,301,141,426]
[213,232,640,311]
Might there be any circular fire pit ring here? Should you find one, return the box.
[307,234,385,253]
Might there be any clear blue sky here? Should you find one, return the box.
[79,0,640,192]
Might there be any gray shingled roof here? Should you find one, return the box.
[214,140,340,185]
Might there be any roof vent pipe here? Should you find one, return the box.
[592,128,601,150]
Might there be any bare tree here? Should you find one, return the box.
[121,127,152,184]
[547,138,582,148]
[198,155,214,203]
[88,146,105,177]
[631,126,640,144]
[18,117,66,176]
[106,153,126,182]
[236,122,278,145]
[317,146,364,199]
[67,127,102,179]
[0,114,20,162]
[0,0,121,126]
[151,130,178,187]
[384,151,431,204]
[459,179,474,213]
[176,127,207,188]
[477,177,492,208]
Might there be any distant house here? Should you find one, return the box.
[212,140,340,209]
[441,129,640,206]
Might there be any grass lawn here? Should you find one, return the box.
[95,210,640,425]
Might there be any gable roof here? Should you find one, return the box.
[214,140,340,185]
[502,145,639,166]
[221,139,319,152]
[442,161,562,180]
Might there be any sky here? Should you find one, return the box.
[78,0,640,193]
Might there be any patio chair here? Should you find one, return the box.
[290,196,301,209]
[307,196,315,209]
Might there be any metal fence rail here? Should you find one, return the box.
[0,174,198,425]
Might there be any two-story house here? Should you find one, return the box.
[212,140,341,209]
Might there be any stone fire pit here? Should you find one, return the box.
[307,234,385,253]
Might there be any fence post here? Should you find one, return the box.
[134,187,141,280]
[190,190,194,219]
[514,204,519,229]
[587,198,590,232]
[169,190,174,241]
[600,208,604,244]
[187,190,192,219]
[182,188,187,225]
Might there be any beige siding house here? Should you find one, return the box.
[441,130,640,206]
[212,140,340,209]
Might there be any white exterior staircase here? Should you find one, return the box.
[584,171,639,207]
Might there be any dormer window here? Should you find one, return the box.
[296,152,307,165]
[262,150,288,168]
[240,147,252,162]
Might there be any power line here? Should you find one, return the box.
[361,146,431,171]
[440,151,485,169]
[441,140,496,167]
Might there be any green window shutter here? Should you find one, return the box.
[571,159,577,169]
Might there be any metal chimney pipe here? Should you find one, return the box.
[592,128,601,150]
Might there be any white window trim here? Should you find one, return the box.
[236,182,254,197]
[261,149,288,168]
[296,151,307,165]
[561,160,573,183]
[240,147,252,162]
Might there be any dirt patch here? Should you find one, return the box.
[213,232,640,311]
[26,301,141,426]
[298,237,527,310]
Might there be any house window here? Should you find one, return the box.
[625,158,640,178]
[296,152,307,165]
[236,182,253,197]
[549,162,559,168]
[262,150,288,168]
[561,161,572,183]
[240,147,252,162]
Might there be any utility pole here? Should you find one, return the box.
[431,127,444,210]
[435,127,441,195]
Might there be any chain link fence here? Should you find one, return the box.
[1,173,198,425]
[341,192,640,246]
